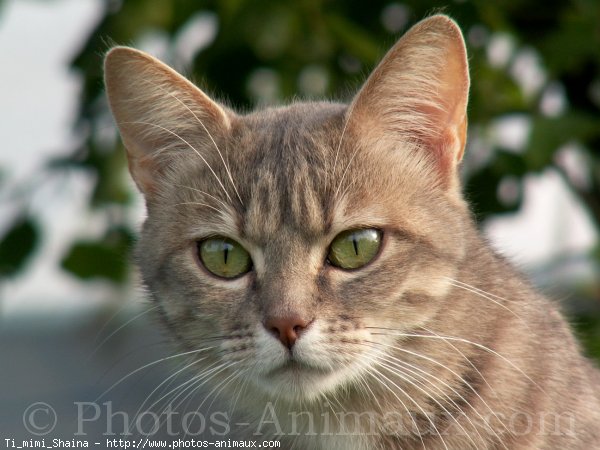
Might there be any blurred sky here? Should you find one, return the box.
[0,0,597,318]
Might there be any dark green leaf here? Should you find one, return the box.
[0,218,39,278]
[61,228,133,282]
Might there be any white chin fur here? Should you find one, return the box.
[247,321,378,403]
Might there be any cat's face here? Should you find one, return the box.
[105,16,470,403]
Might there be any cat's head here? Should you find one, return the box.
[105,15,470,404]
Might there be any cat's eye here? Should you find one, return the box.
[198,237,252,279]
[327,228,382,270]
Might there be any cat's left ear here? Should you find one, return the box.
[348,15,469,191]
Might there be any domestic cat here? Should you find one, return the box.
[104,14,600,449]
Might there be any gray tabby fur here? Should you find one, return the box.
[105,15,600,450]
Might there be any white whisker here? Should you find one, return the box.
[369,345,507,449]
[420,326,497,395]
[445,279,530,329]
[125,120,233,203]
[94,347,215,403]
[176,362,237,413]
[130,357,207,432]
[88,305,160,360]
[173,183,230,210]
[369,362,447,450]
[367,330,546,395]
[330,103,354,191]
[334,141,364,200]
[375,357,481,449]
[174,201,224,215]
[159,88,244,205]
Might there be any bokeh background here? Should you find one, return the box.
[1,0,599,441]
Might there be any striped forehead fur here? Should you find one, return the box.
[154,99,450,248]
[237,103,344,238]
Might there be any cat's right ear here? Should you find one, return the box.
[104,47,231,198]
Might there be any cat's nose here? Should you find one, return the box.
[264,315,312,350]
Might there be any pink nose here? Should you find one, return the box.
[264,315,312,350]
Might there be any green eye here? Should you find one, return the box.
[198,237,252,279]
[328,229,382,270]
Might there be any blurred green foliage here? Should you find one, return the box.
[61,226,133,282]
[1,1,599,354]
[0,217,38,279]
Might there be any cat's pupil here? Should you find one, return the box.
[352,238,359,256]
[223,246,229,264]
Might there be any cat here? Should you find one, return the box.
[104,14,600,450]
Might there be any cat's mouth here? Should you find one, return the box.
[255,355,352,401]
[268,358,330,377]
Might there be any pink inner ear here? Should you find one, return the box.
[417,100,468,183]
[435,117,467,182]
[127,151,161,196]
